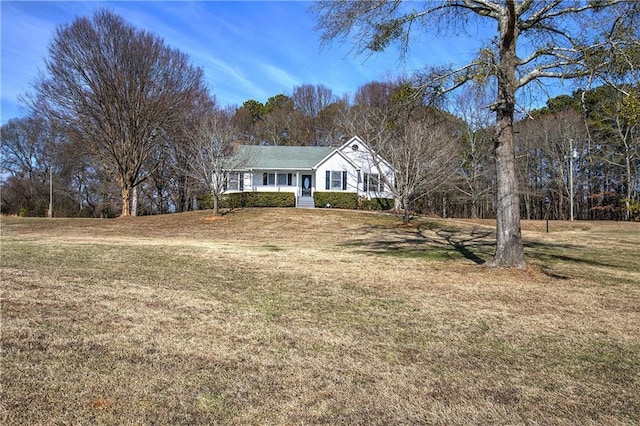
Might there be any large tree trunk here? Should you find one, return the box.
[487,1,525,268]
[402,197,411,225]
[212,193,219,216]
[490,115,525,267]
[131,186,138,217]
[120,185,131,217]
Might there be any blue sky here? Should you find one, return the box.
[1,1,486,125]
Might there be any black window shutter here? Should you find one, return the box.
[263,173,267,185]
[325,171,330,190]
[363,174,368,192]
[342,171,347,190]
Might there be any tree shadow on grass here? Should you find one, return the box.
[342,221,495,264]
[425,224,494,264]
[344,220,610,277]
[522,240,639,280]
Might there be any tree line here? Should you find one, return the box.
[3,77,638,223]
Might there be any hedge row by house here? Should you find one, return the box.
[313,192,358,209]
[197,193,296,209]
[228,192,295,208]
[313,192,394,210]
[359,197,395,211]
[198,192,393,211]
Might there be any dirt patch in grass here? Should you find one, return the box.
[1,210,639,424]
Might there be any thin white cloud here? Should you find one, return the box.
[199,54,270,103]
[262,64,300,93]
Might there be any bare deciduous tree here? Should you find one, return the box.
[293,84,343,146]
[1,117,53,215]
[452,86,495,219]
[387,118,461,224]
[515,109,587,220]
[186,106,246,216]
[29,8,208,216]
[345,81,461,224]
[293,84,336,119]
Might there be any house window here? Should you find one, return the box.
[263,173,275,185]
[226,172,238,191]
[326,170,348,191]
[226,172,243,191]
[272,173,294,186]
[364,173,383,193]
[331,171,342,190]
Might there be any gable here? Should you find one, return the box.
[338,136,395,173]
[313,146,359,170]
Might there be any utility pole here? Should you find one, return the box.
[569,138,574,221]
[544,197,551,233]
[49,168,53,218]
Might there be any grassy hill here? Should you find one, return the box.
[2,209,639,424]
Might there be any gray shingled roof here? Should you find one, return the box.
[235,145,335,169]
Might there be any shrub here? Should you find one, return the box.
[239,192,295,208]
[220,193,243,209]
[196,194,215,210]
[313,192,358,209]
[197,192,296,209]
[359,197,395,211]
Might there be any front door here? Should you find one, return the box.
[302,175,312,197]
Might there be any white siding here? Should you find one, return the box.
[315,152,358,193]
[339,138,395,199]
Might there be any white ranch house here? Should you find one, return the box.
[223,136,395,208]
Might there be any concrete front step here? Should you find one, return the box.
[296,196,315,209]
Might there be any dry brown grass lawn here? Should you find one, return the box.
[1,209,639,425]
